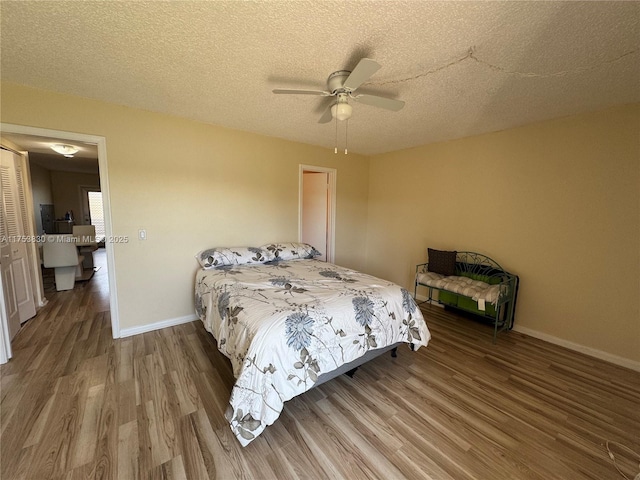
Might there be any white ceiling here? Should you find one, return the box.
[1,1,638,156]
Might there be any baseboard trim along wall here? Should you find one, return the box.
[415,293,639,372]
[513,325,640,372]
[119,314,197,338]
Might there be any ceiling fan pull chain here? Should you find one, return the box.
[344,116,348,154]
[334,113,338,154]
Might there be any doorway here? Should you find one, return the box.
[299,165,336,263]
[80,187,106,242]
[0,123,120,364]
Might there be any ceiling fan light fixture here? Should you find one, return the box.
[51,144,79,157]
[331,102,352,121]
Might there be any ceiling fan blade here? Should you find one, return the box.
[353,94,405,112]
[272,89,330,96]
[343,58,381,91]
[318,105,334,124]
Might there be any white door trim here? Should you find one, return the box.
[298,164,336,264]
[0,123,121,349]
[18,150,47,309]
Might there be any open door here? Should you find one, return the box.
[299,165,336,263]
[0,149,36,338]
[302,172,329,262]
[0,219,20,340]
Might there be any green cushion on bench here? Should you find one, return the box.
[437,290,497,316]
[458,295,497,316]
[459,271,501,285]
[438,290,458,306]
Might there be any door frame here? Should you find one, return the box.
[0,273,10,363]
[0,123,120,363]
[298,164,336,264]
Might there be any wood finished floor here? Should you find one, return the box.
[1,253,639,479]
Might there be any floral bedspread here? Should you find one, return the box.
[195,259,431,446]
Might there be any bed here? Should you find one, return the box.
[194,243,431,446]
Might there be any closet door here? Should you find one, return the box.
[0,152,22,339]
[0,149,36,336]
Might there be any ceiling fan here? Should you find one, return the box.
[272,58,404,123]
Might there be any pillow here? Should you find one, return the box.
[195,247,268,269]
[427,248,457,276]
[260,242,322,261]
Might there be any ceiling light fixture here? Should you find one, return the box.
[330,94,352,121]
[51,144,79,157]
[331,102,353,121]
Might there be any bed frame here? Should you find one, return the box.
[313,342,405,386]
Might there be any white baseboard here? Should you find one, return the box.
[513,325,640,372]
[416,289,639,371]
[119,314,197,338]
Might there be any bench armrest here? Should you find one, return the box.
[415,262,428,274]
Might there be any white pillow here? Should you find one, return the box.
[195,247,269,269]
[260,242,322,261]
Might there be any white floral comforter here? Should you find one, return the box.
[195,259,431,446]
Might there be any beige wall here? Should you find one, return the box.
[1,82,370,331]
[50,170,100,224]
[366,104,640,363]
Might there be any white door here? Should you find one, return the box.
[301,171,329,262]
[1,149,36,331]
[1,153,22,339]
[0,212,20,340]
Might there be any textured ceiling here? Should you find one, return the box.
[1,1,639,155]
